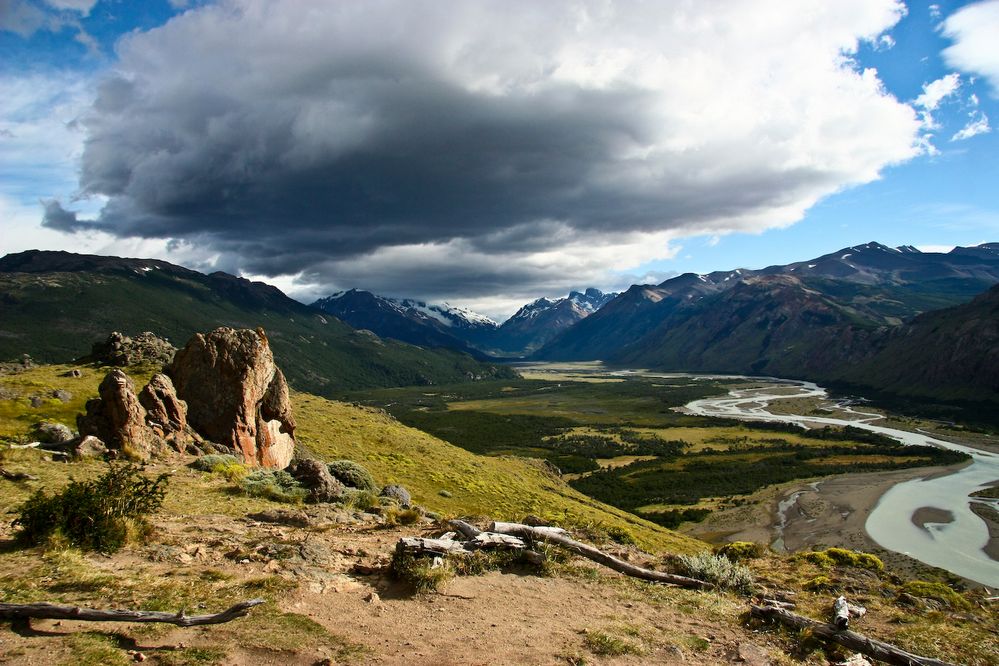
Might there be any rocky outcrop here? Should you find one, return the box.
[88,331,176,367]
[289,459,344,503]
[139,373,187,435]
[78,370,162,459]
[167,327,296,468]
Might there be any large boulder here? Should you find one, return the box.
[33,421,75,445]
[77,369,162,459]
[289,459,344,503]
[167,327,296,468]
[88,331,176,367]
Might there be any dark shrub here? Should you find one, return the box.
[327,459,377,492]
[13,463,168,553]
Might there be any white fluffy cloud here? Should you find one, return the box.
[915,73,961,111]
[952,112,991,141]
[943,0,999,97]
[36,0,924,306]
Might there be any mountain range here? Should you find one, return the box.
[0,250,514,395]
[313,287,616,356]
[3,241,997,412]
[536,241,999,406]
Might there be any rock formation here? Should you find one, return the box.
[88,331,176,367]
[78,369,162,459]
[167,327,296,468]
[289,459,344,503]
[138,373,188,436]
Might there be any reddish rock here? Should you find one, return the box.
[78,369,162,459]
[167,327,295,468]
[139,373,188,434]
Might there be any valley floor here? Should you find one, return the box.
[681,463,999,583]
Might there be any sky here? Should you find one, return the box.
[2,0,998,321]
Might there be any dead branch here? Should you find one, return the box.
[0,467,38,481]
[0,599,265,627]
[488,521,713,590]
[750,603,958,666]
[400,521,711,589]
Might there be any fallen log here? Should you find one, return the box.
[488,521,713,590]
[0,599,265,627]
[0,466,38,481]
[750,603,958,666]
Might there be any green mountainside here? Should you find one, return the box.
[0,250,515,395]
[835,283,999,403]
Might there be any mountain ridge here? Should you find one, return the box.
[0,250,515,394]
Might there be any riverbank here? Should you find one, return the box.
[681,462,999,583]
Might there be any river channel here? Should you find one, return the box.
[681,377,999,587]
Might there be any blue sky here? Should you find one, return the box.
[2,0,998,319]
[647,0,999,277]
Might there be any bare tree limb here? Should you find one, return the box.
[750,603,959,666]
[0,466,37,481]
[488,521,713,590]
[0,599,265,627]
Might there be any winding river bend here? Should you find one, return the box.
[683,378,999,587]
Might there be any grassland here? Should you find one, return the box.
[0,363,702,554]
[1,363,996,666]
[348,371,970,529]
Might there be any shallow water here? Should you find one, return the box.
[683,378,999,587]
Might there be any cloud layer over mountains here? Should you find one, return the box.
[46,0,925,306]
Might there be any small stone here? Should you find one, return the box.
[133,652,146,662]
[737,641,772,666]
[73,435,108,459]
[52,389,73,402]
[365,592,381,604]
[379,484,411,507]
[29,396,44,408]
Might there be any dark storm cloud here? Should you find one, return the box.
[57,0,921,301]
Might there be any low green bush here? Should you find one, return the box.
[669,552,754,592]
[341,488,380,512]
[901,581,971,610]
[327,460,377,492]
[391,552,453,593]
[803,575,836,591]
[798,547,883,571]
[191,454,241,472]
[13,463,168,553]
[715,541,764,562]
[239,469,308,503]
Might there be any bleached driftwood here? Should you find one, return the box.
[760,598,795,610]
[489,521,713,590]
[0,599,265,627]
[398,520,711,589]
[750,603,958,666]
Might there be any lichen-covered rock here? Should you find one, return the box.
[289,459,344,503]
[379,484,412,508]
[89,331,176,367]
[73,435,108,459]
[167,327,295,468]
[33,421,74,444]
[77,369,162,459]
[52,389,72,403]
